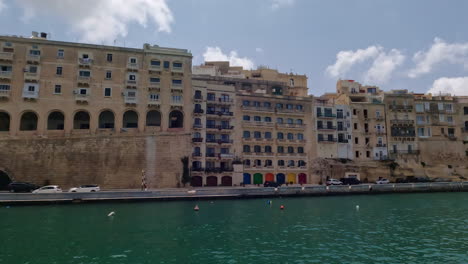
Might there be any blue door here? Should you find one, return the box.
[276,173,285,184]
[243,173,251,184]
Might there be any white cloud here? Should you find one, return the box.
[255,47,264,53]
[0,0,6,12]
[364,49,405,84]
[408,38,468,78]
[15,0,174,44]
[203,46,255,70]
[271,0,295,10]
[428,77,468,96]
[326,46,382,78]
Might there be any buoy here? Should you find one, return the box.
[280,205,285,210]
[108,211,115,217]
[356,205,360,211]
[194,205,199,211]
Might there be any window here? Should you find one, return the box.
[79,71,91,77]
[172,79,182,85]
[106,54,113,62]
[415,104,424,112]
[277,118,283,124]
[82,54,89,59]
[287,146,294,153]
[173,62,182,68]
[286,104,293,109]
[105,71,112,79]
[287,133,294,140]
[277,146,284,153]
[355,151,359,158]
[416,116,425,124]
[272,86,283,95]
[243,100,250,106]
[163,61,170,69]
[254,145,261,153]
[149,93,159,101]
[264,116,272,122]
[276,103,283,109]
[297,133,304,140]
[29,66,37,73]
[296,105,303,111]
[447,116,453,124]
[254,116,261,122]
[277,132,284,139]
[254,131,261,139]
[57,49,64,58]
[353,109,357,115]
[265,146,272,153]
[264,102,271,108]
[151,60,160,66]
[298,147,304,153]
[417,127,425,137]
[296,119,303,125]
[278,160,285,166]
[29,49,40,56]
[150,77,160,83]
[129,58,137,64]
[288,160,295,167]
[28,85,35,92]
[171,95,182,103]
[129,74,136,81]
[355,137,359,144]
[244,160,251,166]
[337,109,343,118]
[0,84,10,91]
[265,132,272,139]
[366,151,370,158]
[243,131,250,138]
[104,88,112,97]
[54,85,61,94]
[79,88,87,95]
[243,115,250,121]
[354,123,358,130]
[56,66,62,75]
[253,101,261,107]
[255,159,262,166]
[287,118,293,124]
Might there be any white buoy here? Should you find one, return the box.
[356,205,360,211]
[108,211,115,217]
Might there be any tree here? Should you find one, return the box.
[181,156,191,187]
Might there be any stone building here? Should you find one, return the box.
[0,34,193,188]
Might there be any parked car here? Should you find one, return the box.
[32,185,62,194]
[340,178,361,185]
[431,177,452,182]
[375,178,390,184]
[326,179,343,185]
[7,182,39,193]
[264,181,281,188]
[396,178,408,183]
[69,184,100,192]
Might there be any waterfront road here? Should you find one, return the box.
[0,182,467,205]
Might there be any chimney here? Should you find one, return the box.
[40,32,47,39]
[31,31,39,38]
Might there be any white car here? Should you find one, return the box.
[69,185,100,192]
[326,179,343,185]
[32,185,62,193]
[376,179,390,184]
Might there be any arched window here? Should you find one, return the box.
[123,110,138,128]
[20,111,38,131]
[192,161,202,169]
[278,160,285,166]
[277,146,284,153]
[243,131,250,138]
[265,132,272,139]
[298,147,304,153]
[296,119,303,125]
[254,131,261,139]
[254,145,261,153]
[297,133,304,140]
[99,110,115,129]
[298,160,306,167]
[194,118,201,126]
[73,111,90,129]
[265,160,272,166]
[277,132,284,139]
[265,146,272,153]
[254,116,261,122]
[243,115,250,121]
[193,132,201,138]
[244,159,251,166]
[287,146,294,153]
[193,147,201,154]
[194,104,202,112]
[194,90,202,99]
[146,110,161,126]
[287,118,293,124]
[265,116,272,122]
[287,133,294,140]
[288,160,295,167]
[47,111,64,130]
[169,110,183,128]
[254,159,262,166]
[0,112,10,131]
[277,117,283,124]
[243,145,251,153]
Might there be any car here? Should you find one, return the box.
[7,182,39,193]
[32,185,62,194]
[340,178,361,185]
[431,177,452,182]
[376,179,390,184]
[395,178,408,183]
[264,181,281,188]
[326,179,343,185]
[69,184,100,192]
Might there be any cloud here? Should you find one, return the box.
[364,49,405,84]
[326,46,382,78]
[203,46,255,70]
[428,77,468,96]
[0,0,6,12]
[15,0,174,44]
[255,47,264,53]
[271,0,295,10]
[408,38,468,78]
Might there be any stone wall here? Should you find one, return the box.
[0,133,191,189]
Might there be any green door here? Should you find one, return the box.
[253,173,263,184]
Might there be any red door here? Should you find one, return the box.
[298,173,307,184]
[221,176,232,186]
[206,176,218,187]
[191,176,202,187]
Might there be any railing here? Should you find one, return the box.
[338,139,349,143]
[0,71,12,78]
[389,150,420,155]
[126,80,137,85]
[317,113,336,118]
[22,90,39,99]
[127,62,138,69]
[0,52,13,60]
[206,111,233,116]
[241,105,274,112]
[317,126,336,130]
[78,76,91,82]
[0,90,11,97]
[78,58,92,65]
[193,124,203,129]
[376,143,387,147]
[27,54,41,62]
[318,138,337,142]
[389,105,413,111]
[193,109,204,114]
[192,153,202,157]
[191,167,205,172]
[390,119,414,125]
[124,96,137,104]
[192,138,203,143]
[74,94,89,101]
[194,96,203,101]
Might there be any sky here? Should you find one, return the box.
[1,0,468,96]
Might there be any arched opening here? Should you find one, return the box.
[47,111,64,130]
[98,110,115,129]
[0,112,10,131]
[0,170,11,190]
[287,173,296,184]
[298,173,307,184]
[465,121,468,130]
[206,176,218,187]
[73,111,90,129]
[123,110,138,128]
[191,176,203,187]
[253,173,263,184]
[221,176,232,186]
[20,111,38,131]
[265,173,274,182]
[169,110,183,128]
[243,173,251,184]
[276,173,285,184]
[146,110,161,127]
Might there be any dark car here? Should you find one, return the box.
[264,181,281,188]
[395,178,408,183]
[7,182,39,193]
[340,178,361,185]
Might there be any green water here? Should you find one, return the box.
[1,193,467,264]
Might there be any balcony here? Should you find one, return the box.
[124,96,137,105]
[337,139,349,143]
[277,108,305,115]
[0,89,11,98]
[77,76,91,85]
[0,52,13,62]
[193,124,203,129]
[376,130,386,135]
[75,93,89,103]
[194,95,203,102]
[317,113,336,118]
[191,167,205,172]
[171,84,183,91]
[24,72,39,82]
[277,123,305,129]
[389,105,413,111]
[170,99,183,106]
[317,126,336,131]
[27,54,40,64]
[318,138,337,143]
[220,154,235,159]
[389,150,420,155]
[206,110,234,116]
[172,66,183,72]
[242,105,274,113]
[126,79,137,87]
[22,90,39,99]
[376,116,385,121]
[78,58,92,67]
[390,119,414,125]
[192,137,203,143]
[193,109,204,115]
[148,99,160,108]
[127,62,138,71]
[148,83,160,90]
[192,153,202,158]
[376,143,387,148]
[0,71,12,80]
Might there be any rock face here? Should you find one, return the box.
[0,133,191,189]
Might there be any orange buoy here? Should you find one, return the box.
[194,205,199,211]
[280,205,285,210]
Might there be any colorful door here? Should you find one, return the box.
[206,176,218,186]
[287,173,296,184]
[191,176,202,187]
[276,173,285,184]
[221,176,232,186]
[253,173,263,184]
[265,173,274,182]
[243,173,251,184]
[298,173,307,184]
